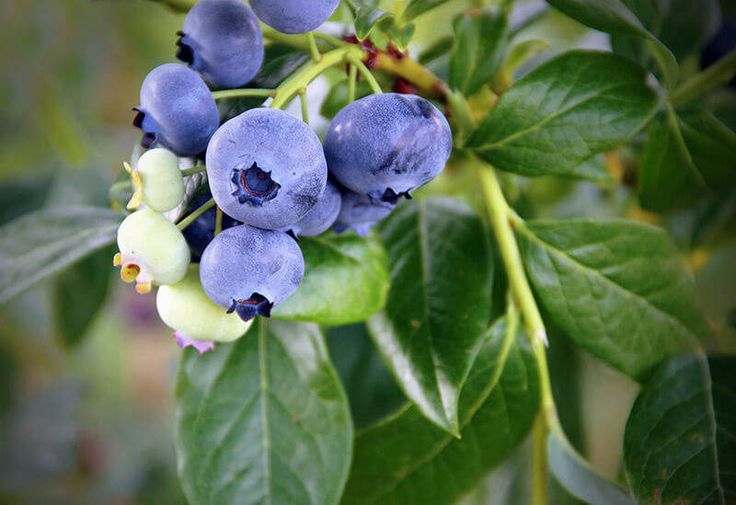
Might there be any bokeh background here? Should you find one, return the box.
[1,1,734,504]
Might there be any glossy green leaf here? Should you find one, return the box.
[612,0,720,62]
[326,324,405,430]
[549,432,634,505]
[544,0,678,86]
[449,8,508,96]
[638,108,705,212]
[369,198,494,434]
[466,51,658,177]
[0,206,122,305]
[679,110,736,191]
[624,354,736,504]
[272,233,389,326]
[639,108,736,212]
[52,245,115,349]
[516,219,707,379]
[343,318,539,504]
[176,320,353,505]
[403,0,451,21]
[354,7,393,40]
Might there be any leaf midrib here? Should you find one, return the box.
[517,224,699,347]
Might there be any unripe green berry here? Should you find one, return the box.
[115,209,190,293]
[127,148,185,212]
[157,265,253,344]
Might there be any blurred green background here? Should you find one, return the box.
[0,1,734,504]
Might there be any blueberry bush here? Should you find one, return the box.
[1,0,735,503]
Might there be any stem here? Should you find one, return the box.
[176,198,215,230]
[211,88,276,100]
[346,54,383,94]
[307,32,321,62]
[299,89,310,124]
[373,52,448,98]
[271,45,364,109]
[669,48,736,106]
[532,415,549,505]
[348,63,357,102]
[214,207,223,236]
[474,156,559,505]
[262,28,344,52]
[180,165,206,177]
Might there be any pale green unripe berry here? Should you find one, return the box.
[115,209,190,293]
[157,266,253,343]
[127,148,185,212]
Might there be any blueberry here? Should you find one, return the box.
[324,93,452,202]
[177,0,264,89]
[182,192,241,260]
[115,209,190,293]
[250,0,340,34]
[284,180,341,237]
[333,190,395,237]
[157,265,253,349]
[134,63,219,157]
[199,225,304,321]
[126,148,185,212]
[206,108,327,229]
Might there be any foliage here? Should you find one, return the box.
[1,0,735,503]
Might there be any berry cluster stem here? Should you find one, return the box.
[346,54,383,95]
[176,197,216,230]
[472,156,557,505]
[211,88,276,100]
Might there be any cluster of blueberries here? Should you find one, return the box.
[114,0,452,351]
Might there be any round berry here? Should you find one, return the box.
[157,265,253,346]
[181,192,241,260]
[285,180,341,237]
[177,0,264,89]
[333,190,395,237]
[199,225,304,321]
[127,148,185,212]
[250,0,340,34]
[115,209,190,293]
[133,63,219,157]
[324,93,452,202]
[206,108,327,230]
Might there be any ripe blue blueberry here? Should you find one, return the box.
[250,0,340,34]
[324,93,452,203]
[333,190,395,237]
[199,225,304,321]
[133,63,219,157]
[206,108,327,230]
[182,192,241,260]
[177,0,264,89]
[284,180,341,237]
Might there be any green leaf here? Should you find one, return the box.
[272,233,389,326]
[612,0,720,62]
[639,108,736,212]
[544,0,678,86]
[368,198,494,434]
[176,320,353,505]
[624,353,736,504]
[354,7,393,40]
[549,432,634,505]
[52,245,115,349]
[638,108,706,212]
[466,51,659,177]
[326,324,405,430]
[449,8,508,96]
[678,110,736,191]
[403,0,451,21]
[0,206,122,305]
[343,318,540,505]
[516,219,707,379]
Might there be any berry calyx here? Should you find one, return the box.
[230,162,280,207]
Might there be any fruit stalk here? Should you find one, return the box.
[176,197,216,230]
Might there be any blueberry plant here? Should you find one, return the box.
[1,0,735,503]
